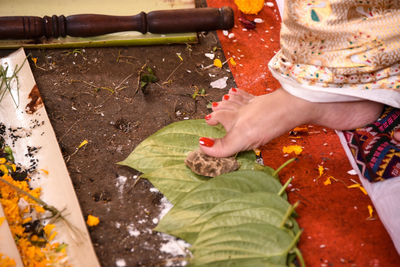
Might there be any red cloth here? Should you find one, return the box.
[206,0,400,265]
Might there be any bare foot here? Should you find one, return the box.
[199,88,384,157]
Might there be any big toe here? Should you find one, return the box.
[199,130,248,158]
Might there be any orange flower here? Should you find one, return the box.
[234,0,264,14]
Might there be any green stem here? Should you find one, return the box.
[293,247,306,267]
[278,176,293,197]
[272,158,297,178]
[280,201,299,228]
[285,229,303,260]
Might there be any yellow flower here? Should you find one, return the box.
[367,205,374,219]
[229,57,237,66]
[86,215,100,227]
[213,59,222,68]
[78,139,88,149]
[0,253,16,267]
[234,0,264,14]
[318,165,324,177]
[0,164,9,175]
[282,145,303,155]
[323,176,337,185]
[347,183,368,195]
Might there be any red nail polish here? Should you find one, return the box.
[231,88,237,92]
[205,114,211,120]
[199,137,214,147]
[223,94,230,100]
[212,102,218,107]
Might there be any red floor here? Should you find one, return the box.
[207,0,400,265]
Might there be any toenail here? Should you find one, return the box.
[223,94,230,100]
[199,137,214,147]
[205,114,211,120]
[231,88,237,92]
[212,102,218,107]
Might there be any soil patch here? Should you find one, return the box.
[0,28,235,267]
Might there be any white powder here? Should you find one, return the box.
[158,197,173,220]
[127,224,140,237]
[159,233,190,257]
[116,176,127,196]
[115,259,126,267]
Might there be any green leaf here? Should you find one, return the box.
[155,170,284,237]
[174,192,299,243]
[236,150,274,175]
[119,120,225,173]
[190,223,300,266]
[142,164,209,204]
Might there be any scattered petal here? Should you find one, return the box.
[323,176,337,186]
[229,57,237,66]
[210,77,228,89]
[204,53,215,60]
[347,169,357,175]
[87,214,100,227]
[213,59,223,68]
[318,165,324,177]
[265,2,274,7]
[282,145,303,155]
[347,184,368,195]
[367,205,374,219]
[78,139,88,149]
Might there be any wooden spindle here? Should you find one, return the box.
[0,7,234,40]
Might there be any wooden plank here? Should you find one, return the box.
[0,48,100,267]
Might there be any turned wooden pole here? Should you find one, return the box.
[0,7,234,40]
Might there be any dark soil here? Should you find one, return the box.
[0,21,235,267]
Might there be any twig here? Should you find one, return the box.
[58,119,81,142]
[115,73,134,91]
[70,79,115,94]
[0,176,60,217]
[133,63,148,97]
[162,62,183,85]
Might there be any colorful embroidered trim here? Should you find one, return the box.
[343,106,400,182]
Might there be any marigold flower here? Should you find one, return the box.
[87,214,100,227]
[234,0,264,14]
[282,145,303,155]
[213,59,223,68]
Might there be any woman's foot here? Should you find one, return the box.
[199,88,384,157]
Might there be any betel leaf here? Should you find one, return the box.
[119,120,270,204]
[142,164,209,204]
[141,152,273,204]
[174,192,299,243]
[119,120,226,173]
[154,170,285,238]
[190,223,302,267]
